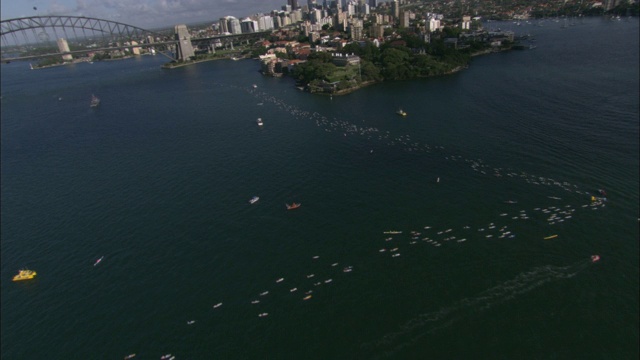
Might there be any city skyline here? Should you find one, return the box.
[0,0,292,30]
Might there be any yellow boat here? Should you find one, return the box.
[543,235,558,240]
[13,269,37,281]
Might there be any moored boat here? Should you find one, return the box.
[12,269,37,281]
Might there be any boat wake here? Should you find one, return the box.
[362,259,593,358]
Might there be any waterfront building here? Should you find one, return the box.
[218,17,229,33]
[229,17,242,34]
[241,18,259,33]
[257,14,275,31]
[331,52,360,66]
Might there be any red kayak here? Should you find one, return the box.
[591,255,600,263]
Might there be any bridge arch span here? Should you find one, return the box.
[1,16,170,46]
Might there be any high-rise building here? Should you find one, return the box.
[392,1,400,19]
[228,17,242,34]
[368,0,378,8]
[218,17,229,33]
[241,18,258,33]
[288,0,299,9]
[400,11,410,28]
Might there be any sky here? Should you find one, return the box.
[0,0,289,29]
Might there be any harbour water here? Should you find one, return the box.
[1,18,638,359]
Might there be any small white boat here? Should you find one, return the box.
[259,291,269,296]
[290,288,297,292]
[94,256,104,266]
[276,278,284,283]
[252,84,258,89]
[258,312,268,317]
[213,303,223,309]
[257,118,263,126]
[251,300,260,304]
[249,196,259,204]
[187,320,196,325]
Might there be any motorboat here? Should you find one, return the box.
[303,295,312,300]
[257,118,263,126]
[13,269,37,281]
[591,255,600,263]
[249,196,259,204]
[286,203,301,210]
[396,108,407,116]
[213,303,223,309]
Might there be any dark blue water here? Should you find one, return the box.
[2,18,638,359]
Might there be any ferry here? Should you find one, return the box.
[286,202,301,210]
[13,269,37,281]
[249,196,259,204]
[257,118,263,126]
[396,108,407,116]
[90,94,100,107]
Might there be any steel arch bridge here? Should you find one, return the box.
[1,16,175,61]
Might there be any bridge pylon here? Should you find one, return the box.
[174,24,195,61]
